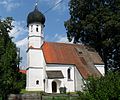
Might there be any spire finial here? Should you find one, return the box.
[35,0,39,10]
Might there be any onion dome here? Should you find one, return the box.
[27,6,45,26]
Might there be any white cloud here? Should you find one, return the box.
[0,0,20,11]
[54,33,74,44]
[57,36,68,43]
[16,38,28,67]
[55,33,69,43]
[16,37,28,47]
[9,21,27,42]
[9,21,28,67]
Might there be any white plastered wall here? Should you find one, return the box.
[29,37,43,48]
[45,79,63,93]
[26,49,46,91]
[45,64,75,93]
[26,68,44,91]
[29,49,45,67]
[26,21,45,91]
[28,23,43,37]
[74,67,84,91]
[95,64,105,76]
[28,23,44,48]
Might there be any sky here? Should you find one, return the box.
[0,0,70,68]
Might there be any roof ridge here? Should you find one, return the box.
[44,41,84,46]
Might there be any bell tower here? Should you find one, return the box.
[26,2,46,91]
[27,3,45,48]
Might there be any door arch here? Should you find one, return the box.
[52,81,57,93]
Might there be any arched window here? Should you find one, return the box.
[41,25,43,34]
[36,80,39,85]
[67,68,71,80]
[36,25,39,32]
[31,25,33,32]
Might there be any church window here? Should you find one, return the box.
[41,25,43,34]
[36,80,39,85]
[36,25,39,32]
[67,68,71,80]
[31,25,33,32]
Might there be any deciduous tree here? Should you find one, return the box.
[0,17,25,99]
[65,0,120,73]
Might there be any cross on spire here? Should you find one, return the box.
[35,0,39,10]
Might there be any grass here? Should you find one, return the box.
[20,89,26,94]
[66,92,78,95]
[20,89,78,95]
[20,89,43,94]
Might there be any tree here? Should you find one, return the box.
[83,72,120,100]
[65,0,120,73]
[0,17,25,99]
[76,72,120,100]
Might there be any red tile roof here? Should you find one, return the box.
[42,42,103,79]
[19,70,26,74]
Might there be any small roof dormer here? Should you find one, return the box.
[27,4,45,27]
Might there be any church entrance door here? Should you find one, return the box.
[52,81,57,93]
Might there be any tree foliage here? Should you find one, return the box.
[65,0,120,72]
[84,72,120,100]
[0,17,25,99]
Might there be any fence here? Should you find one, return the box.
[8,93,79,100]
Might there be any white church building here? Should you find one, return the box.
[26,5,105,93]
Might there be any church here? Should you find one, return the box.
[26,4,105,93]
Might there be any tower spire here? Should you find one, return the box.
[27,0,45,26]
[35,0,39,10]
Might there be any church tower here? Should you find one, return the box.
[26,3,46,91]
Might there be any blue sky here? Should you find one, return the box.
[0,0,70,68]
